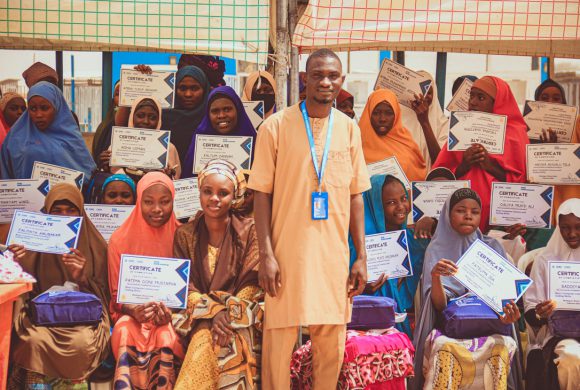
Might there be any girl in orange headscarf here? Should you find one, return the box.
[359,88,427,182]
[108,171,184,389]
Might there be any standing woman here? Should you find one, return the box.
[172,160,262,389]
[107,172,184,389]
[359,88,427,182]
[432,76,529,232]
[242,70,277,119]
[0,81,96,180]
[9,183,110,388]
[162,66,210,165]
[183,86,257,178]
[336,89,356,119]
[401,71,447,168]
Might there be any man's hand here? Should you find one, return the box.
[258,254,281,297]
[348,258,367,298]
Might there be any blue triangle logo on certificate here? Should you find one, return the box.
[75,174,84,189]
[158,133,170,149]
[449,112,459,128]
[413,206,424,222]
[164,73,175,88]
[401,254,411,273]
[540,187,553,204]
[541,210,551,226]
[574,146,580,159]
[64,237,77,249]
[397,231,407,249]
[241,138,253,154]
[448,131,459,150]
[412,183,422,200]
[241,158,250,169]
[175,286,187,307]
[522,102,532,116]
[254,101,264,118]
[67,218,82,235]
[157,153,168,167]
[514,278,532,295]
[175,261,190,283]
[38,179,50,196]
[419,80,432,95]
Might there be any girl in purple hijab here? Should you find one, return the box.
[183,86,256,178]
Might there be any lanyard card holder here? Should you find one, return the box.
[311,191,329,220]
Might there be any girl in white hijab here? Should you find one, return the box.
[401,70,449,169]
[523,198,580,390]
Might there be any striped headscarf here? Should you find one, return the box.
[197,159,247,207]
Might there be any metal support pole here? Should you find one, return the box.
[71,55,76,113]
[393,51,405,66]
[435,52,447,109]
[102,52,113,121]
[275,0,289,110]
[288,0,299,105]
[55,51,64,91]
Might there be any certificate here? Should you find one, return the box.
[490,183,554,228]
[448,111,507,154]
[84,204,134,242]
[374,59,432,108]
[526,144,580,185]
[0,179,50,223]
[243,101,265,130]
[119,68,175,109]
[110,127,171,170]
[446,78,473,112]
[173,178,201,219]
[365,230,412,282]
[117,254,190,309]
[31,161,84,189]
[6,210,83,254]
[366,157,411,189]
[193,135,253,173]
[523,100,577,143]
[411,180,470,223]
[548,261,580,311]
[453,239,532,314]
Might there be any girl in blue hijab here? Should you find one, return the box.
[350,174,429,336]
[0,82,96,180]
[182,86,257,178]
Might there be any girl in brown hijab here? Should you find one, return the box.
[172,159,263,389]
[9,183,110,389]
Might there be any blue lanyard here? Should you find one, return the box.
[300,101,334,192]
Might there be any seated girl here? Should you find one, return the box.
[107,172,184,388]
[350,174,428,336]
[183,86,258,178]
[172,160,262,389]
[412,188,522,390]
[9,183,110,389]
[523,198,580,390]
[100,96,182,180]
[99,173,136,205]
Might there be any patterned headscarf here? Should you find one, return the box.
[0,92,25,112]
[197,159,247,207]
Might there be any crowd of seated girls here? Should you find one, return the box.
[1,56,579,390]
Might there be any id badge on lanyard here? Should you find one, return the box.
[300,101,334,221]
